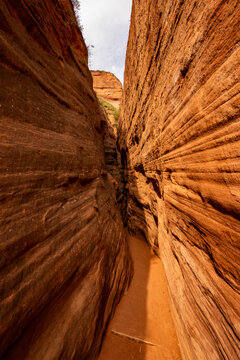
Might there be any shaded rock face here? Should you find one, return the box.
[92,70,123,109]
[0,1,132,359]
[119,0,240,359]
[92,72,127,223]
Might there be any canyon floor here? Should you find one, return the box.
[98,234,182,360]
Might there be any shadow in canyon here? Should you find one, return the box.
[105,145,182,360]
[98,146,149,360]
[98,234,150,360]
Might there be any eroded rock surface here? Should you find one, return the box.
[92,70,122,109]
[0,1,132,359]
[92,71,126,221]
[119,1,240,359]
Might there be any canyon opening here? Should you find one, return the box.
[0,1,239,360]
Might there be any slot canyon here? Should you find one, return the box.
[0,0,239,359]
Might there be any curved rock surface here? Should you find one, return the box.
[92,70,122,109]
[119,0,240,359]
[0,1,132,359]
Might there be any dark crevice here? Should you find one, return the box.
[134,163,145,175]
[130,195,150,211]
[146,177,161,198]
[61,176,95,188]
[153,214,158,226]
[120,148,128,168]
[180,64,189,78]
[208,199,240,221]
[189,221,206,237]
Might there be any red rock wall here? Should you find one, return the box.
[0,1,132,359]
[92,70,122,108]
[119,0,240,359]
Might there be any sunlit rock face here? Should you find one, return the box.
[0,1,132,359]
[91,71,121,133]
[92,70,123,109]
[119,0,240,359]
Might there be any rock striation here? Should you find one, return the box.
[0,1,132,359]
[119,0,240,359]
[92,70,122,109]
[92,71,126,222]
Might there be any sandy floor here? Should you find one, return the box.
[98,234,182,360]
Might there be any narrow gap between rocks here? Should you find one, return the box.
[93,72,182,360]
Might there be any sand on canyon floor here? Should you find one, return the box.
[98,234,182,360]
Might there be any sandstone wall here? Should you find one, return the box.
[92,70,122,108]
[0,1,132,359]
[119,0,240,359]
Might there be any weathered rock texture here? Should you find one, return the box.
[92,72,126,221]
[119,0,240,359]
[0,1,132,359]
[97,96,119,135]
[92,70,122,109]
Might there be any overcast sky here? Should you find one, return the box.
[78,0,132,85]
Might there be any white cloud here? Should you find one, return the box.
[78,0,132,84]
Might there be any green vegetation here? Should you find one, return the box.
[80,57,88,65]
[64,8,77,26]
[114,109,120,121]
[98,97,119,121]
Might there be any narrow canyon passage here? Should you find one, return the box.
[98,234,182,360]
[1,0,240,359]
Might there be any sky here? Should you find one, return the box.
[78,0,132,85]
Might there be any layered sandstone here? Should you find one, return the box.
[92,70,122,109]
[0,1,132,359]
[91,71,126,220]
[119,1,240,359]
